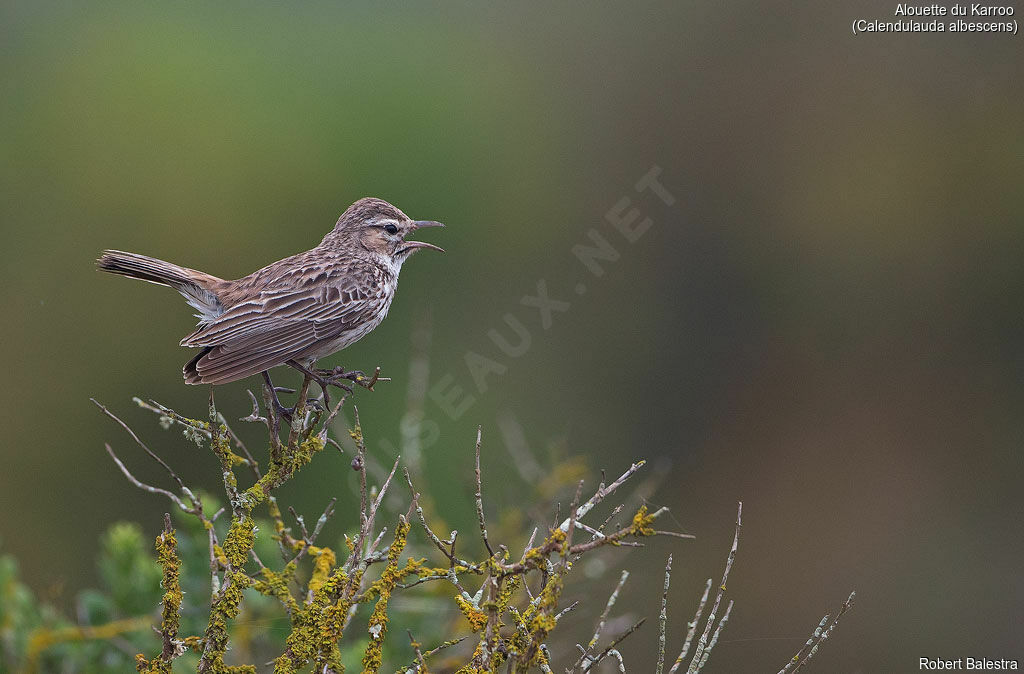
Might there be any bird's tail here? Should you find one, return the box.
[97,250,226,320]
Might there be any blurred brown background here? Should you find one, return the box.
[1,1,1022,671]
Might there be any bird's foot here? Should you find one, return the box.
[269,396,326,424]
[315,366,389,392]
[269,398,294,423]
[262,371,296,422]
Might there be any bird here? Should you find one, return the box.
[97,197,444,414]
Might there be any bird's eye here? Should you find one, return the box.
[383,223,399,235]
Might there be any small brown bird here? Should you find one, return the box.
[98,197,444,411]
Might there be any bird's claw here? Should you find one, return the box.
[272,401,294,423]
[315,366,388,392]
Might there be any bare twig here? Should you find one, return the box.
[778,591,856,673]
[668,579,712,674]
[563,480,585,567]
[474,427,494,558]
[696,600,732,672]
[501,505,673,577]
[260,384,282,460]
[316,392,350,447]
[311,497,338,542]
[405,468,481,578]
[686,502,741,674]
[103,444,193,515]
[572,569,630,672]
[657,555,672,674]
[408,630,427,673]
[559,461,646,532]
[285,373,313,449]
[582,618,646,672]
[92,399,198,510]
[218,411,260,479]
[554,600,580,622]
[395,636,467,674]
[288,506,310,541]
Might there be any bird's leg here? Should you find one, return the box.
[285,360,344,410]
[262,371,295,422]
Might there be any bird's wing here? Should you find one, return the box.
[181,266,382,348]
[180,266,387,385]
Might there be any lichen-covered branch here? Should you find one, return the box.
[778,591,857,674]
[90,376,851,674]
[134,514,184,673]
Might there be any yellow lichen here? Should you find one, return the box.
[361,518,410,673]
[455,595,489,633]
[246,436,325,503]
[630,505,657,537]
[212,543,228,568]
[156,527,182,653]
[524,527,566,568]
[251,563,299,614]
[277,564,358,673]
[307,546,336,595]
[130,526,183,672]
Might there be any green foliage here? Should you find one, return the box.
[99,523,163,617]
[1,533,156,672]
[0,550,43,667]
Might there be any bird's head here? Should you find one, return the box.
[325,197,444,268]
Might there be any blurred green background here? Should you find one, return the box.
[2,1,1022,671]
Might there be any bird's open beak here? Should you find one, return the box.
[402,220,445,253]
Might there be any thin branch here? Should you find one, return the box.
[582,618,646,672]
[668,579,712,674]
[558,461,646,532]
[285,373,313,449]
[218,411,260,479]
[686,502,741,674]
[404,467,481,576]
[474,426,494,558]
[261,384,282,460]
[562,480,585,567]
[501,506,673,576]
[316,392,350,447]
[311,497,338,542]
[408,630,427,673]
[778,591,856,674]
[395,637,467,674]
[572,569,630,673]
[657,555,672,674]
[92,399,197,508]
[288,506,310,541]
[369,457,401,530]
[103,444,193,514]
[554,600,580,622]
[696,600,732,672]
